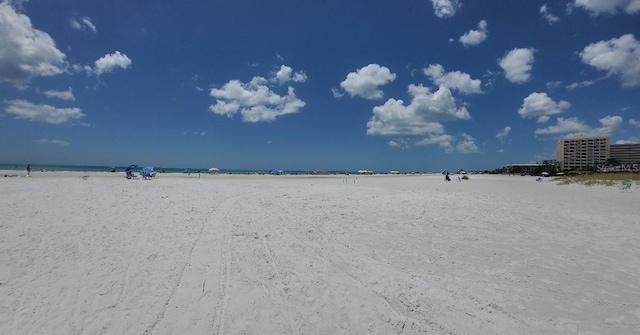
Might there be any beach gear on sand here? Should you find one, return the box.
[140,167,156,179]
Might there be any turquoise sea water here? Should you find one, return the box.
[0,163,357,175]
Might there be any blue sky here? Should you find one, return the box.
[1,0,639,172]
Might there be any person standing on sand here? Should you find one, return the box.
[26,164,31,176]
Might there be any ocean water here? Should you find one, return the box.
[0,163,355,175]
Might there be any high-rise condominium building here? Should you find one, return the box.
[556,136,609,170]
[610,143,640,165]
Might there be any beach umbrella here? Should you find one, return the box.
[125,164,139,172]
[441,170,449,175]
[183,168,188,174]
[541,172,550,177]
[269,169,282,175]
[208,167,219,172]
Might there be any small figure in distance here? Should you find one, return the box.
[26,164,31,176]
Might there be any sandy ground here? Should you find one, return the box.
[1,172,639,334]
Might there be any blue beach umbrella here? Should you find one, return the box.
[441,170,449,175]
[125,164,139,172]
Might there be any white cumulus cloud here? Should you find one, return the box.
[366,85,470,152]
[579,34,640,88]
[44,87,75,101]
[388,140,409,150]
[0,2,66,85]
[272,65,307,85]
[498,48,536,84]
[209,76,306,122]
[535,115,623,137]
[572,0,640,15]
[518,92,570,123]
[423,64,482,94]
[540,4,560,24]
[456,133,479,153]
[496,126,511,139]
[94,51,132,75]
[459,20,488,47]
[630,119,640,128]
[69,16,96,32]
[415,133,454,152]
[431,0,462,18]
[5,99,85,124]
[340,64,396,100]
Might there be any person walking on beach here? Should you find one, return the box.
[26,164,31,176]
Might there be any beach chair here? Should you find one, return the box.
[125,170,138,179]
[619,182,632,192]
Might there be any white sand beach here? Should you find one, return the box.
[1,172,639,334]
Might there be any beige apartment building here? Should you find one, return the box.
[610,143,640,165]
[556,136,609,170]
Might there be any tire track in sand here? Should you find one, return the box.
[249,217,298,335]
[209,189,273,335]
[143,205,209,335]
[267,200,442,334]
[209,195,237,335]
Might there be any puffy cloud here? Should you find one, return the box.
[431,0,462,18]
[572,0,640,15]
[33,139,69,146]
[518,92,570,123]
[388,140,409,150]
[209,76,306,122]
[535,115,623,137]
[340,64,396,100]
[415,133,454,152]
[534,117,590,135]
[456,134,479,154]
[423,64,482,94]
[272,65,307,85]
[565,79,598,90]
[540,4,560,24]
[94,51,132,75]
[498,48,536,84]
[0,3,66,85]
[459,20,488,47]
[630,119,640,128]
[579,34,640,88]
[366,85,469,152]
[82,17,96,32]
[546,81,562,90]
[496,126,511,139]
[44,87,75,101]
[69,16,96,32]
[5,99,85,124]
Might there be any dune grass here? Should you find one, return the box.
[555,173,640,186]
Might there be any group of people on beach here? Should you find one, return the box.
[3,164,30,178]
